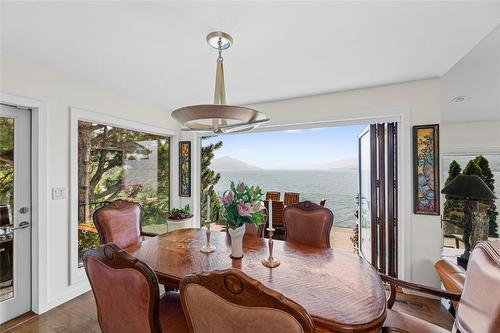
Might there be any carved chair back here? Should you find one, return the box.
[284,201,333,248]
[265,191,281,201]
[179,269,315,333]
[83,243,161,333]
[284,192,300,206]
[455,240,500,333]
[93,199,143,250]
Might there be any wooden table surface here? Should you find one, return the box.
[131,228,387,332]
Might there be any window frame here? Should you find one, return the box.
[440,151,500,252]
[69,107,178,285]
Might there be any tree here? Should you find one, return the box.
[443,160,462,221]
[0,118,14,207]
[474,155,498,237]
[200,139,223,222]
[463,160,483,177]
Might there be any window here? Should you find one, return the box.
[77,121,170,265]
[441,154,500,249]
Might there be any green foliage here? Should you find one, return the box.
[220,181,266,229]
[78,229,100,262]
[443,160,462,222]
[463,160,483,177]
[0,118,14,206]
[473,155,498,237]
[169,204,192,220]
[201,139,223,222]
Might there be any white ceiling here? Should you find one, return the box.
[441,24,500,123]
[1,1,500,109]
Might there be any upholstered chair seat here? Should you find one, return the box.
[180,269,315,333]
[84,243,188,333]
[284,201,334,248]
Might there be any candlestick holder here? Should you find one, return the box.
[262,228,280,268]
[200,220,216,253]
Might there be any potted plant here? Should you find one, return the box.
[168,204,193,220]
[167,204,193,232]
[220,181,266,259]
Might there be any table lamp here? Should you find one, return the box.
[441,175,497,267]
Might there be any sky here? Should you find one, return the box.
[202,124,368,169]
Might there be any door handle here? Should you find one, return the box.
[12,221,30,230]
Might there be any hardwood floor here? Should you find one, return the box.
[2,290,454,333]
[392,291,455,330]
[1,293,99,333]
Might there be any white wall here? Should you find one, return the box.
[247,79,443,287]
[0,53,180,310]
[442,121,500,154]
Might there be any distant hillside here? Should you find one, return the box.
[211,157,262,170]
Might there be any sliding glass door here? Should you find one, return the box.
[358,122,398,276]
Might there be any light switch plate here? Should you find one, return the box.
[52,187,66,200]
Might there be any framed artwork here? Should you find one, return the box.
[179,141,191,197]
[413,124,440,215]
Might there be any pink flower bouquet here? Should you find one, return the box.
[219,181,266,230]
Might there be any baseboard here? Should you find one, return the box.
[45,281,91,312]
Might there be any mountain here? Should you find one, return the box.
[211,157,262,170]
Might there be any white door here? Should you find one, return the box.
[0,104,31,323]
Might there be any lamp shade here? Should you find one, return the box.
[441,175,497,200]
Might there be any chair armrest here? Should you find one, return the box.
[141,231,158,238]
[379,273,461,308]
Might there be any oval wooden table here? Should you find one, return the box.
[130,228,387,333]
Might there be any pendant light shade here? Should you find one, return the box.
[171,31,269,134]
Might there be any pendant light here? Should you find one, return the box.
[171,31,269,134]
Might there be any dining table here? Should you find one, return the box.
[130,228,387,333]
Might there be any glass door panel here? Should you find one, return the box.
[0,105,31,323]
[358,126,372,262]
[0,117,15,302]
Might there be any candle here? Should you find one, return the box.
[207,195,211,221]
[268,199,273,230]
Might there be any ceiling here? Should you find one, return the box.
[1,1,500,109]
[441,25,500,123]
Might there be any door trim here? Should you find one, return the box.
[0,93,48,314]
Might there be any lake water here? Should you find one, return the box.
[213,169,358,228]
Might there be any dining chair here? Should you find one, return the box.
[265,191,281,201]
[93,199,156,251]
[283,192,300,206]
[264,200,286,240]
[381,240,500,333]
[244,208,267,238]
[83,243,188,333]
[284,201,333,248]
[179,269,315,333]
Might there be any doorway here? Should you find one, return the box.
[0,104,32,323]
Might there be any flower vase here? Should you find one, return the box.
[228,224,246,259]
